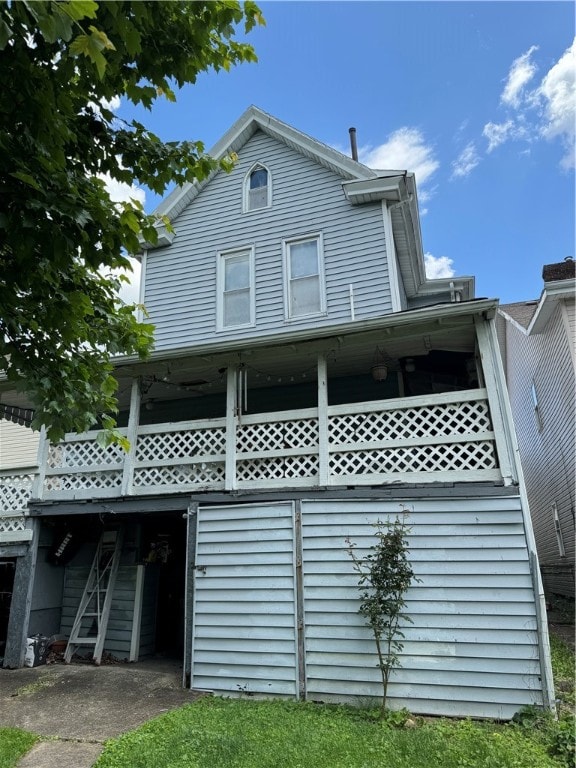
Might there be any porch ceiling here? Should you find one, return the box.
[113,319,478,410]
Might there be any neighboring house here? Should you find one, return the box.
[0,417,39,660]
[498,258,575,601]
[0,107,554,718]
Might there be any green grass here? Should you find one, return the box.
[93,696,560,768]
[0,727,38,768]
[550,634,575,712]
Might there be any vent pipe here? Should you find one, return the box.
[349,127,358,161]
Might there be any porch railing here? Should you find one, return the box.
[31,388,501,502]
[0,468,35,540]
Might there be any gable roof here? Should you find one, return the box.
[155,105,376,223]
[150,106,474,302]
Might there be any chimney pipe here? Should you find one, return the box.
[349,127,358,161]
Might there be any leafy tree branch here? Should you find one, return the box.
[0,0,264,442]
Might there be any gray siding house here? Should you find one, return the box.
[498,259,575,600]
[0,107,554,719]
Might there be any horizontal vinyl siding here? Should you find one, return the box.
[0,421,39,469]
[60,566,139,659]
[192,502,298,697]
[503,303,575,597]
[146,130,392,351]
[301,497,543,719]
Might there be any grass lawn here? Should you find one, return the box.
[92,696,564,768]
[0,727,38,768]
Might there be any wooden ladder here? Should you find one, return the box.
[64,527,123,665]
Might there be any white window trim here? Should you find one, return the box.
[282,233,326,321]
[216,246,256,331]
[242,162,272,213]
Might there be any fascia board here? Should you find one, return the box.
[527,279,576,334]
[342,176,404,204]
[113,298,499,368]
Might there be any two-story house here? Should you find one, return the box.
[498,258,575,602]
[0,107,554,718]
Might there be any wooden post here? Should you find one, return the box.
[31,427,48,501]
[317,354,329,486]
[121,378,141,495]
[474,316,516,485]
[225,367,237,491]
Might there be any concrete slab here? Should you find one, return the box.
[0,659,202,767]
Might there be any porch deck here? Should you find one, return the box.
[0,389,503,533]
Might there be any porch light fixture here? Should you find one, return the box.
[371,347,389,382]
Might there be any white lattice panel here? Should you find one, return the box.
[44,471,123,492]
[329,400,493,445]
[0,514,26,533]
[0,474,34,513]
[237,419,318,453]
[136,428,226,462]
[47,440,124,468]
[133,462,225,487]
[330,441,497,477]
[237,454,319,481]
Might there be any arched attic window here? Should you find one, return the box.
[243,163,271,212]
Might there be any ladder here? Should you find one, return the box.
[64,527,123,665]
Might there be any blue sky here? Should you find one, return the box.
[114,1,575,305]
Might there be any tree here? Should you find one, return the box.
[346,509,419,718]
[0,0,264,443]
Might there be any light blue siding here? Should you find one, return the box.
[301,497,544,719]
[145,131,393,351]
[192,502,299,697]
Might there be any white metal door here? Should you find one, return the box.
[192,502,298,697]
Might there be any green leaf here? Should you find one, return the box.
[0,19,13,49]
[10,171,41,191]
[64,0,99,22]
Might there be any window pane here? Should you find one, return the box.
[249,187,267,210]
[224,290,250,326]
[290,241,318,278]
[250,168,268,189]
[291,275,320,316]
[224,255,250,290]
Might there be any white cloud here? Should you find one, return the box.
[116,257,142,305]
[537,39,575,169]
[501,45,539,107]
[451,142,481,178]
[424,253,455,279]
[482,119,515,152]
[359,127,439,201]
[482,39,575,169]
[100,173,146,207]
[101,95,121,112]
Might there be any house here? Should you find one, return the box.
[498,258,575,602]
[0,417,39,661]
[0,107,554,718]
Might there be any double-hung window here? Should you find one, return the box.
[283,234,325,319]
[217,248,255,330]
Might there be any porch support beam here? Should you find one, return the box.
[225,367,237,491]
[3,518,39,668]
[474,317,516,485]
[121,378,141,495]
[317,354,329,486]
[31,427,48,501]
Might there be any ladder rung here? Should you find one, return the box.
[70,637,98,644]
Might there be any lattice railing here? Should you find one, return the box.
[0,471,35,514]
[327,390,498,481]
[133,420,226,490]
[40,389,501,496]
[44,429,127,497]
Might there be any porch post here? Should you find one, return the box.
[317,354,329,486]
[225,367,237,491]
[121,378,141,495]
[31,427,48,501]
[474,316,516,485]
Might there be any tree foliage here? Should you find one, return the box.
[346,509,419,718]
[0,0,263,442]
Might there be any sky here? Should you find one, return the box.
[113,1,575,306]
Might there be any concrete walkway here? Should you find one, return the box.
[0,659,200,768]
